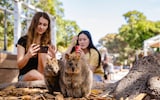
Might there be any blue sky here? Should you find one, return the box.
[60,0,160,45]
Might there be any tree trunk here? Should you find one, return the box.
[110,52,160,100]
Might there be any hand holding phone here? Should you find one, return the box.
[75,45,81,54]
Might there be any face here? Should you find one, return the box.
[78,33,89,49]
[36,17,49,35]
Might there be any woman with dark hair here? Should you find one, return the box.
[65,30,104,81]
[16,12,56,81]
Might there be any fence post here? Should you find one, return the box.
[13,0,21,54]
[51,17,56,45]
[4,10,7,51]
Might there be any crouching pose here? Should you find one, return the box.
[59,53,93,98]
[44,58,60,94]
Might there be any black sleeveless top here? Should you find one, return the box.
[17,35,38,77]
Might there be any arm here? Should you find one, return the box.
[17,44,40,69]
[61,36,77,61]
[89,49,99,72]
[38,44,56,74]
[65,36,78,54]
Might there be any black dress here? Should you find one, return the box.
[17,35,38,78]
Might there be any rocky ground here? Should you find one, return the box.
[0,71,128,100]
[2,53,160,100]
[0,86,112,100]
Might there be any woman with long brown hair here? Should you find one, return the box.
[16,12,56,81]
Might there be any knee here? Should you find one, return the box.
[24,69,44,81]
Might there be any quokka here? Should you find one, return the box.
[59,53,93,98]
[44,58,61,94]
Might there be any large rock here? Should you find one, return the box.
[111,52,160,100]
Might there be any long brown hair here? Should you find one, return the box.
[26,12,51,51]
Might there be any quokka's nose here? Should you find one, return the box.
[72,67,75,72]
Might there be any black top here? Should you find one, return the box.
[17,35,38,77]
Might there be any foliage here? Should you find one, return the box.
[119,10,160,49]
[99,33,134,65]
[0,0,80,52]
[56,18,80,51]
[99,10,160,65]
[0,0,14,50]
[99,33,123,53]
[34,0,81,51]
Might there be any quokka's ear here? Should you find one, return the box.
[65,53,70,60]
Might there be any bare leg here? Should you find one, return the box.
[107,74,111,81]
[23,69,44,81]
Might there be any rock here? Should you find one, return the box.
[111,52,160,99]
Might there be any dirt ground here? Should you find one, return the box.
[0,82,115,100]
[0,66,128,100]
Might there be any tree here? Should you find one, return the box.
[119,10,160,50]
[99,10,160,65]
[98,33,134,65]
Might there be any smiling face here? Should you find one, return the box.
[78,33,90,50]
[36,17,49,35]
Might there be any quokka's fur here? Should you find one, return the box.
[59,53,93,98]
[44,58,61,94]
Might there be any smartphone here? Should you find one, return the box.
[39,46,48,53]
[75,45,81,53]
